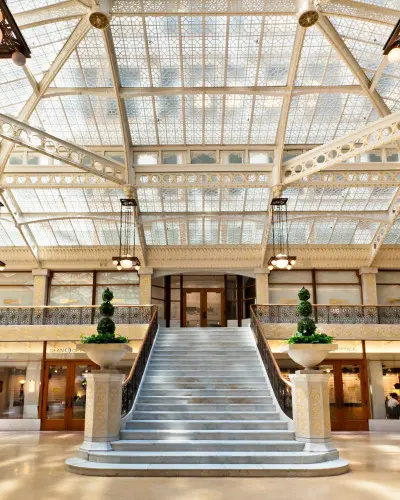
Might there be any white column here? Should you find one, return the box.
[32,269,50,306]
[79,371,125,454]
[254,268,269,304]
[290,370,336,452]
[23,361,41,419]
[368,360,386,420]
[359,267,378,305]
[139,267,153,305]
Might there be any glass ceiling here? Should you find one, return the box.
[1,1,400,252]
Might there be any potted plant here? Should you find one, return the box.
[281,287,337,369]
[77,288,131,370]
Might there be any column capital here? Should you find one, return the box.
[138,267,153,276]
[359,267,378,275]
[32,268,50,277]
[254,267,270,275]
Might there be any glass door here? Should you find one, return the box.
[183,288,225,327]
[319,360,369,431]
[41,361,97,430]
[206,290,223,327]
[184,291,202,327]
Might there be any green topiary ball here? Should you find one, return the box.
[100,301,115,317]
[97,317,116,335]
[102,288,113,302]
[297,300,312,317]
[297,317,317,336]
[298,287,310,301]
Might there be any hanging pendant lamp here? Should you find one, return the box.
[112,198,141,272]
[268,197,296,271]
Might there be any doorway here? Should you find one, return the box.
[41,360,98,431]
[319,359,370,431]
[183,288,226,327]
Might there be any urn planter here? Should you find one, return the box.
[77,343,132,370]
[281,344,338,370]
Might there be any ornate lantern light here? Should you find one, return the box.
[383,19,400,63]
[268,197,296,271]
[112,199,141,272]
[0,0,31,66]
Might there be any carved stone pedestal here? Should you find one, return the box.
[79,371,124,454]
[289,370,336,452]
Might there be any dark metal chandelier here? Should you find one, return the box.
[0,201,5,271]
[112,198,141,272]
[383,18,400,64]
[0,0,31,66]
[268,197,296,271]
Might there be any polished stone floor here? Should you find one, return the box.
[0,431,398,500]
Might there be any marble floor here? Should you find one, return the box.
[0,431,398,500]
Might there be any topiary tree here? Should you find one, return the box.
[288,287,333,344]
[81,288,128,344]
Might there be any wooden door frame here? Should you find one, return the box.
[325,358,369,431]
[182,288,226,327]
[40,359,97,431]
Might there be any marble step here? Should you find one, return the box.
[144,377,267,384]
[120,429,295,441]
[137,397,273,405]
[145,370,264,377]
[134,403,277,412]
[66,457,349,477]
[125,420,288,431]
[131,411,280,421]
[137,389,270,397]
[111,440,305,452]
[140,383,269,390]
[82,450,338,465]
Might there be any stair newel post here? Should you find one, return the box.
[289,370,336,452]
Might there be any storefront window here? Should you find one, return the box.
[49,272,93,306]
[95,272,139,305]
[0,272,34,306]
[269,270,313,304]
[315,271,361,305]
[377,271,400,305]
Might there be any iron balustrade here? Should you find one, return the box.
[251,304,400,325]
[250,307,293,419]
[121,306,158,417]
[0,305,155,326]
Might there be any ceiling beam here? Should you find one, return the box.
[42,85,364,99]
[317,14,391,118]
[321,0,400,26]
[102,26,133,182]
[0,114,125,185]
[283,110,400,185]
[0,15,92,177]
[15,0,88,28]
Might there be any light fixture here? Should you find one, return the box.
[267,197,296,271]
[296,0,319,28]
[89,0,110,29]
[0,0,31,65]
[112,198,141,273]
[383,19,400,63]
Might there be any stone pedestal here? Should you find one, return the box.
[289,370,336,452]
[79,371,125,453]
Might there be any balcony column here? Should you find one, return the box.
[289,370,336,452]
[254,268,269,304]
[32,269,50,306]
[359,267,378,305]
[139,268,153,305]
[23,361,41,419]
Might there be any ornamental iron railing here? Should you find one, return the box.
[252,304,400,325]
[121,306,158,417]
[0,305,155,326]
[250,307,292,419]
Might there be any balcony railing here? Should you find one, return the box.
[0,305,156,326]
[252,304,400,325]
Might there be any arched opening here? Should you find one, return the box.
[151,273,255,328]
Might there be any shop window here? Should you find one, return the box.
[315,271,361,305]
[95,272,139,305]
[0,272,34,306]
[269,270,313,305]
[377,271,400,305]
[49,272,94,306]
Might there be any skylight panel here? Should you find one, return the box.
[226,16,262,86]
[185,95,203,144]
[126,97,158,145]
[29,222,58,246]
[111,16,150,87]
[155,95,184,144]
[188,218,204,244]
[341,187,372,211]
[223,95,253,144]
[257,16,297,86]
[166,221,183,245]
[204,188,220,212]
[181,17,203,87]
[204,218,219,244]
[329,220,358,243]
[146,16,181,87]
[241,219,264,244]
[334,95,376,138]
[204,94,224,144]
[137,188,163,212]
[7,0,64,14]
[244,188,269,211]
[287,220,312,244]
[161,189,187,212]
[144,221,167,245]
[329,16,392,75]
[22,20,79,79]
[310,218,335,244]
[285,94,318,144]
[84,188,122,212]
[221,219,242,244]
[59,189,90,212]
[0,61,33,117]
[50,219,79,245]
[296,26,356,86]
[221,188,245,211]
[94,220,120,245]
[376,76,400,112]
[385,219,400,244]
[250,96,283,144]
[204,17,227,87]
[365,187,397,211]
[33,98,74,142]
[11,189,46,212]
[352,221,380,244]
[0,220,26,246]
[187,188,204,212]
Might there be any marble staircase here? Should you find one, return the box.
[67,327,348,476]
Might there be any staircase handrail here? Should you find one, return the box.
[121,305,158,417]
[250,304,293,418]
